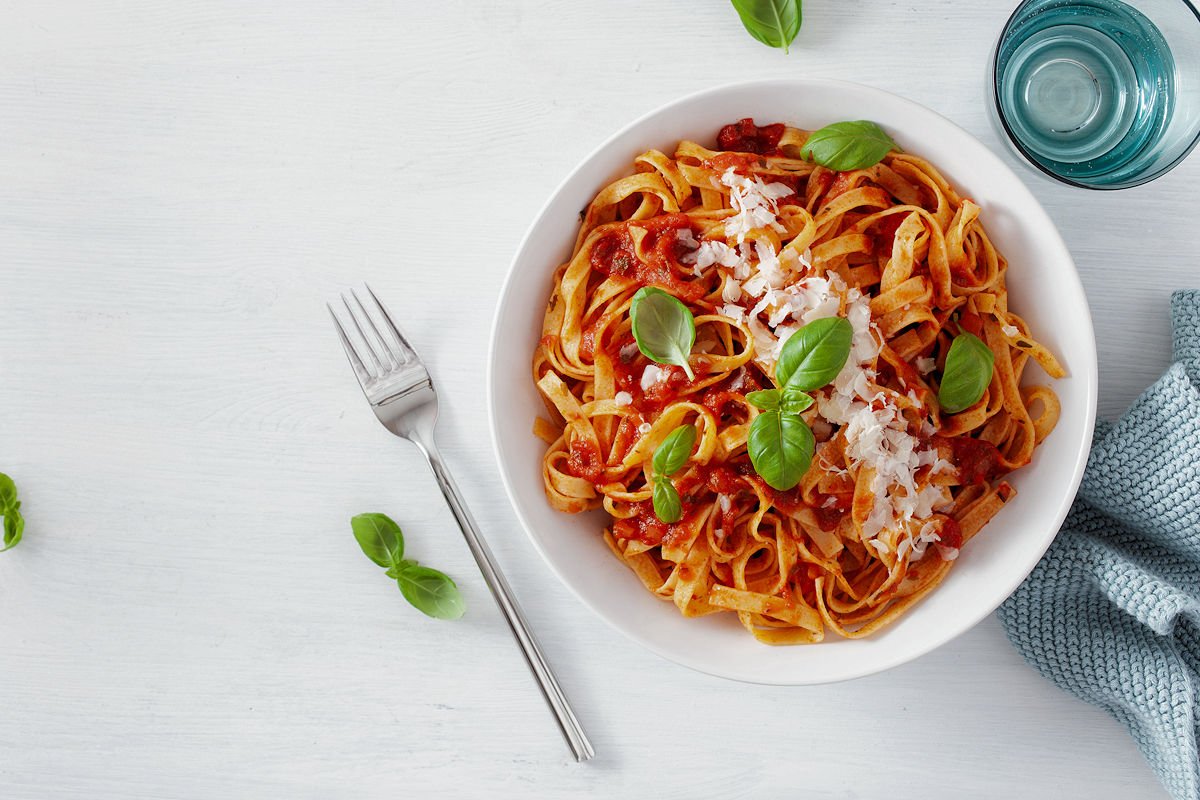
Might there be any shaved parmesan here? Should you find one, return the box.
[721,167,792,243]
[640,365,665,391]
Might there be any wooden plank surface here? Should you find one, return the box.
[1,2,1193,797]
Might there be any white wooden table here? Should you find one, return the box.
[1,2,1192,797]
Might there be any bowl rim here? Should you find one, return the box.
[486,77,1098,684]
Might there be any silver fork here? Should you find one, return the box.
[328,285,594,762]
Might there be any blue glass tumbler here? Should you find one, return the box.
[990,0,1200,189]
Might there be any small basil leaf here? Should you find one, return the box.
[780,386,814,414]
[630,287,696,380]
[395,564,466,620]
[1,511,23,552]
[799,121,897,171]
[746,389,782,411]
[730,0,803,53]
[0,473,17,512]
[652,425,696,478]
[939,332,996,414]
[776,316,854,391]
[652,478,683,524]
[747,410,815,491]
[351,512,404,568]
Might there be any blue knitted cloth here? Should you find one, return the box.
[998,290,1200,800]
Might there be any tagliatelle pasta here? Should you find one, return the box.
[532,118,1064,644]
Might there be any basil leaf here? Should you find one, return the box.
[351,512,404,568]
[0,473,16,512]
[746,389,781,411]
[652,424,696,478]
[799,121,898,171]
[730,0,803,53]
[652,478,683,524]
[1,510,23,552]
[395,564,466,620]
[939,332,995,414]
[748,410,815,491]
[776,316,853,391]
[630,287,696,380]
[780,385,814,414]
[0,473,22,552]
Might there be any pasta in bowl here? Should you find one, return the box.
[489,80,1095,682]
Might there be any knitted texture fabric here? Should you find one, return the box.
[998,290,1200,800]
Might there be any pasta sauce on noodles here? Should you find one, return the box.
[533,119,1064,644]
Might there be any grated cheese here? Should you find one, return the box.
[640,365,665,391]
[614,391,633,407]
[720,167,792,243]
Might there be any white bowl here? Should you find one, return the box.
[487,79,1097,685]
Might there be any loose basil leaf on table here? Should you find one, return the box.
[776,316,853,391]
[350,513,465,620]
[630,286,696,380]
[939,332,996,414]
[351,512,404,568]
[652,479,683,524]
[799,121,898,171]
[748,409,816,491]
[652,424,696,478]
[0,473,23,553]
[729,0,803,53]
[395,564,466,621]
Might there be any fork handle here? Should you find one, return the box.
[417,442,595,762]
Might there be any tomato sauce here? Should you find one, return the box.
[938,435,1003,485]
[717,118,785,156]
[565,438,604,484]
[592,215,705,304]
[612,501,669,545]
[874,212,907,256]
[937,516,964,550]
[590,231,637,277]
[706,152,760,174]
[957,310,984,337]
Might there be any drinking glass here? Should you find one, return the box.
[990,0,1200,189]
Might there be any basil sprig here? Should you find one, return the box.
[938,332,995,414]
[799,121,898,171]
[748,317,852,490]
[0,473,24,552]
[351,512,465,620]
[730,0,803,53]
[630,286,696,379]
[650,425,696,523]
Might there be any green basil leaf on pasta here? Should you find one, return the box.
[395,564,466,620]
[939,332,995,414]
[729,0,803,53]
[351,512,404,568]
[630,286,696,380]
[780,385,815,414]
[652,424,696,478]
[799,121,897,171]
[776,316,853,391]
[747,409,815,491]
[652,478,683,524]
[746,389,782,411]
